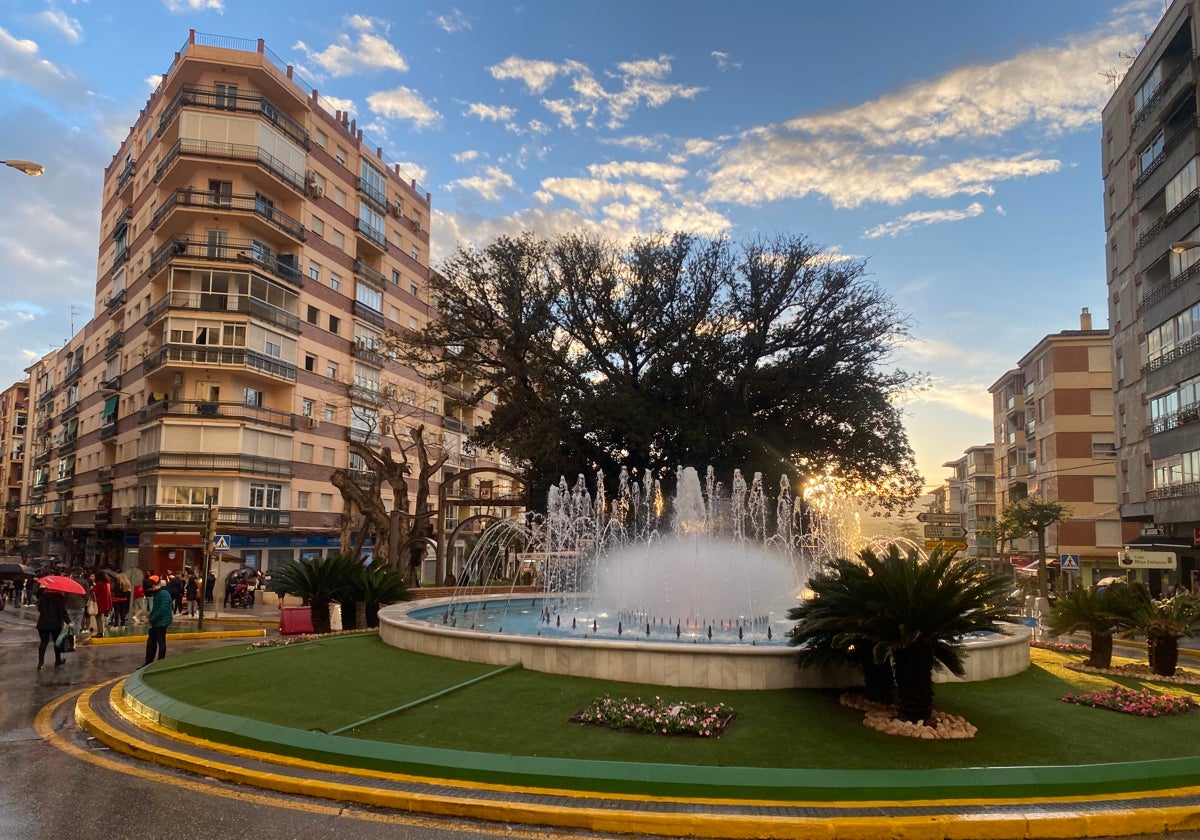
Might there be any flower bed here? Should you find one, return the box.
[1031,639,1090,654]
[571,695,736,737]
[1062,684,1197,717]
[248,629,377,648]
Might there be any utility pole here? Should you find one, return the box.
[198,501,218,631]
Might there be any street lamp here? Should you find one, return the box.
[1170,241,1200,253]
[2,159,45,177]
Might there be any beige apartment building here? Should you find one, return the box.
[989,309,1139,588]
[940,444,996,565]
[19,32,521,579]
[0,381,29,555]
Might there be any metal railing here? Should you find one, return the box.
[355,218,388,251]
[135,451,292,477]
[147,237,303,287]
[151,188,305,241]
[157,84,310,149]
[129,504,291,528]
[143,290,300,333]
[154,137,306,194]
[142,344,298,381]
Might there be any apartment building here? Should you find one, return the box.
[988,310,1137,587]
[19,32,521,579]
[0,381,29,554]
[940,445,996,565]
[1102,0,1200,588]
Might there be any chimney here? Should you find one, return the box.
[1080,307,1092,331]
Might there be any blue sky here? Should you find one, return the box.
[0,0,1166,491]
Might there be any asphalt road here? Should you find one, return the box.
[3,600,1200,840]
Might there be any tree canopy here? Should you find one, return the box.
[389,231,925,510]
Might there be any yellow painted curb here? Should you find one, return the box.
[70,678,1200,840]
[84,629,266,645]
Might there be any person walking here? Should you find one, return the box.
[92,573,113,637]
[36,587,70,670]
[185,573,199,617]
[143,576,173,666]
[205,570,216,604]
[112,572,131,626]
[166,571,184,614]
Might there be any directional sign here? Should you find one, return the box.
[1059,553,1080,571]
[925,540,968,551]
[917,512,961,525]
[924,524,966,540]
[213,534,231,553]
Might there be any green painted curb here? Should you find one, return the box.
[122,668,1200,801]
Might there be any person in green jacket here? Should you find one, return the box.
[143,575,173,666]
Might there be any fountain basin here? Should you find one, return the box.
[379,596,1032,690]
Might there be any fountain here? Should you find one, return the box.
[379,467,1030,689]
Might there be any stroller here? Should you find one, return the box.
[230,581,255,608]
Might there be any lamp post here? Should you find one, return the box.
[1170,241,1200,253]
[2,159,45,177]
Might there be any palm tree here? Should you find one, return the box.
[1044,582,1143,668]
[787,555,895,704]
[1001,498,1071,600]
[789,544,1018,723]
[356,562,413,627]
[270,553,360,633]
[1134,591,1200,677]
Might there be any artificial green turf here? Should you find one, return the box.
[141,635,1200,770]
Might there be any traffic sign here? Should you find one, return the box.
[925,540,967,551]
[917,512,961,525]
[924,524,966,540]
[1059,553,1080,571]
[213,534,231,552]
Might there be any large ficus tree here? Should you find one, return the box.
[388,231,924,510]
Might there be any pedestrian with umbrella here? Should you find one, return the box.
[143,575,173,666]
[35,582,73,670]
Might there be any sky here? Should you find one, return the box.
[0,0,1169,493]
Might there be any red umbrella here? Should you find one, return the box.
[37,575,86,595]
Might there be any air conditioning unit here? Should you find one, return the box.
[307,417,320,429]
[390,203,403,219]
[307,184,323,199]
[410,217,422,231]
[305,170,317,184]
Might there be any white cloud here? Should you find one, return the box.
[711,50,741,72]
[37,7,83,43]
[433,9,471,34]
[492,54,704,130]
[394,161,428,187]
[453,150,479,163]
[587,160,688,183]
[0,26,90,107]
[465,102,516,122]
[706,21,1139,209]
[863,201,985,239]
[447,165,516,201]
[318,94,355,116]
[145,74,162,91]
[295,31,408,77]
[366,86,440,129]
[163,0,224,12]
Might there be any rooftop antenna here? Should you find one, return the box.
[68,305,82,342]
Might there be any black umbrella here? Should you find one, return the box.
[0,561,35,577]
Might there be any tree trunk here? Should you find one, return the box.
[1150,634,1179,677]
[310,599,332,634]
[366,602,380,628]
[340,600,358,630]
[1088,631,1114,668]
[1035,525,1049,600]
[355,601,367,629]
[892,638,936,724]
[858,649,894,705]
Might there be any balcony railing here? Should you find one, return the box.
[358,177,389,213]
[349,384,383,406]
[1148,402,1200,436]
[142,344,298,382]
[129,504,291,528]
[147,236,303,287]
[1141,259,1200,311]
[157,85,310,150]
[1132,61,1187,133]
[144,290,301,333]
[100,421,118,441]
[352,299,385,328]
[154,137,306,194]
[105,288,127,313]
[135,451,292,478]
[1147,333,1200,373]
[116,158,135,192]
[137,398,296,430]
[151,188,306,241]
[1148,480,1200,500]
[1133,116,1200,191]
[350,340,386,367]
[355,218,388,251]
[354,259,388,287]
[105,331,125,356]
[97,465,115,482]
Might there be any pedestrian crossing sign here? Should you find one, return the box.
[213,535,231,552]
[1059,553,1080,571]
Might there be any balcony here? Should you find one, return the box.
[144,289,301,334]
[97,465,115,482]
[116,158,135,192]
[1148,480,1200,500]
[354,259,388,287]
[1132,60,1190,137]
[154,138,306,194]
[358,177,389,213]
[100,421,118,441]
[350,340,386,368]
[63,365,82,387]
[148,236,303,287]
[355,218,388,253]
[59,401,79,422]
[105,331,125,357]
[157,85,310,150]
[142,344,297,382]
[105,288,127,313]
[348,427,381,447]
[1141,259,1200,311]
[55,473,74,491]
[151,188,306,242]
[135,451,292,478]
[1148,402,1200,436]
[101,373,121,392]
[442,416,468,433]
[349,384,383,406]
[137,398,296,430]
[129,504,291,529]
[352,299,385,328]
[94,509,112,526]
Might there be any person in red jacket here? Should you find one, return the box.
[92,574,113,637]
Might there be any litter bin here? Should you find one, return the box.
[329,602,342,632]
[279,606,313,634]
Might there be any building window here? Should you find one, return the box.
[1165,158,1197,214]
[311,217,325,237]
[299,443,313,462]
[306,305,319,325]
[334,187,346,207]
[411,248,420,262]
[301,399,313,417]
[1134,62,1163,113]
[323,404,336,421]
[329,315,340,334]
[304,354,315,372]
[319,492,333,511]
[356,282,383,312]
[309,263,320,282]
[1140,131,1165,174]
[243,387,263,407]
[326,362,338,379]
[296,491,310,510]
[330,276,340,292]
[392,269,401,284]
[249,482,282,509]
[264,337,282,358]
[336,147,347,166]
[332,230,344,249]
[321,448,334,466]
[315,129,327,149]
[410,282,419,296]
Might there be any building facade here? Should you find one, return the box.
[17,32,520,579]
[0,381,29,555]
[940,444,996,564]
[988,310,1137,587]
[1103,0,1200,586]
